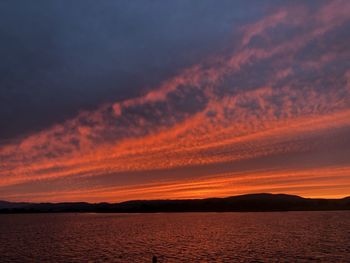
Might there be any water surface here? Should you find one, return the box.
[1,211,350,262]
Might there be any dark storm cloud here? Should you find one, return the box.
[0,0,273,141]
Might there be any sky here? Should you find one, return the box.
[0,0,349,202]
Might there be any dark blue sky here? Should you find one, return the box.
[0,0,280,142]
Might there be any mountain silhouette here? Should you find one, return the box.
[1,193,349,213]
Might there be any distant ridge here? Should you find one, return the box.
[1,193,349,213]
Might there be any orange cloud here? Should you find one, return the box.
[1,1,350,202]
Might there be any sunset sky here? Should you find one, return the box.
[0,0,349,202]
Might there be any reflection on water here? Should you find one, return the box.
[1,212,350,262]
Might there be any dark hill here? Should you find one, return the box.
[0,200,32,209]
[1,193,349,213]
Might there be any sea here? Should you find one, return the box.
[1,211,349,262]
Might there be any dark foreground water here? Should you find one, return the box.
[0,212,350,262]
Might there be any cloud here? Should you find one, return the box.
[0,0,350,201]
[0,0,265,140]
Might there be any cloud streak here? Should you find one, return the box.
[1,0,350,201]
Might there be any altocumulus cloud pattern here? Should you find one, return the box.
[0,0,350,202]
